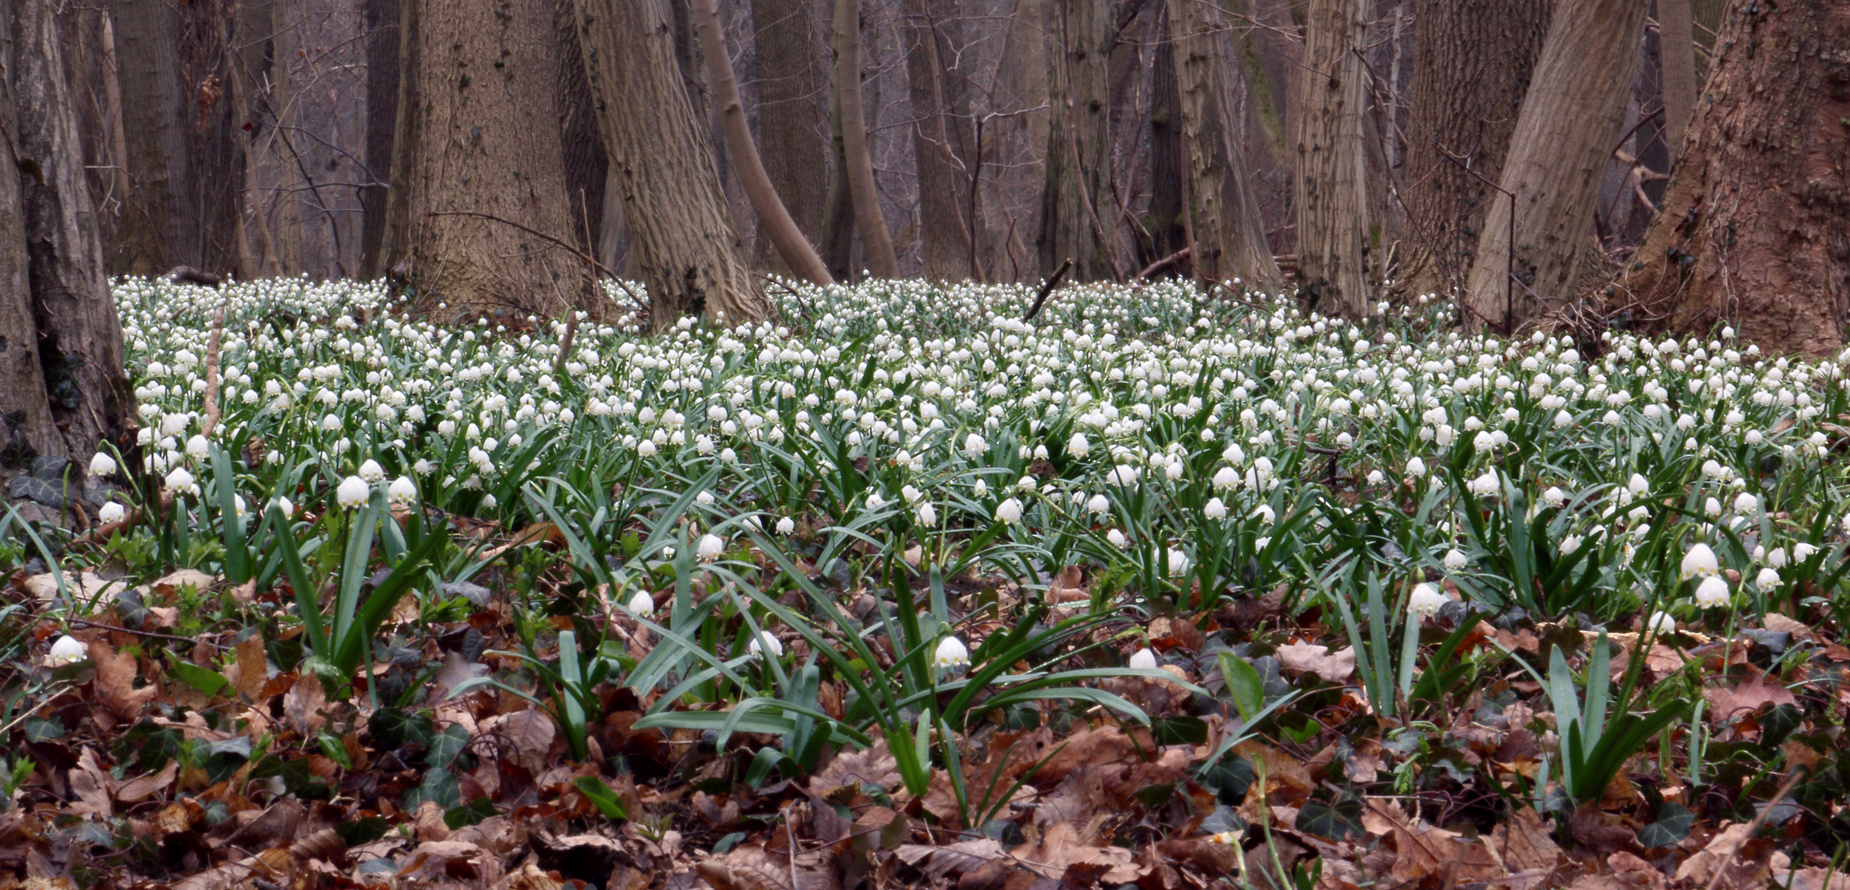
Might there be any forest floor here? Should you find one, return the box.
[3,277,1847,890]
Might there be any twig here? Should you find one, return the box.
[1702,766,1806,890]
[69,619,206,645]
[425,210,649,313]
[1137,247,1191,281]
[200,308,225,438]
[1024,258,1074,321]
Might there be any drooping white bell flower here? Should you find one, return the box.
[627,589,655,618]
[1128,647,1158,671]
[1443,549,1468,571]
[388,476,417,505]
[46,634,88,666]
[1067,433,1090,458]
[358,459,386,483]
[776,516,796,534]
[98,502,126,524]
[336,475,369,509]
[933,636,970,672]
[1694,575,1731,608]
[1756,567,1781,589]
[1408,583,1447,618]
[1681,542,1720,580]
[1405,457,1426,477]
[1203,497,1228,520]
[994,498,1023,525]
[164,467,199,497]
[1646,611,1676,635]
[963,432,987,459]
[697,533,725,560]
[88,452,117,477]
[1106,528,1128,549]
[747,630,783,659]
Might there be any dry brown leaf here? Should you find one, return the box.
[23,572,128,607]
[1274,641,1356,683]
[1760,612,1814,641]
[1674,822,1778,889]
[1040,725,1142,783]
[70,748,113,818]
[397,840,495,882]
[91,639,157,724]
[483,709,555,772]
[283,674,326,737]
[116,761,179,803]
[893,839,1010,881]
[1233,741,1315,808]
[1772,867,1850,890]
[1704,669,1799,723]
[811,740,901,800]
[1013,820,1142,883]
[1491,807,1562,875]
[228,632,267,701]
[1363,799,1502,885]
[696,843,839,890]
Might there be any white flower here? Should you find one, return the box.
[1106,528,1128,549]
[1067,433,1090,458]
[1627,473,1649,497]
[336,475,369,509]
[1467,470,1499,497]
[1647,611,1676,635]
[1756,567,1781,589]
[88,452,117,477]
[46,634,88,666]
[1473,430,1496,453]
[1560,535,1584,556]
[1765,547,1788,569]
[697,533,725,560]
[1443,549,1468,571]
[776,516,796,535]
[164,467,198,496]
[1252,504,1276,524]
[388,476,417,505]
[995,497,1023,525]
[1405,457,1426,477]
[1166,547,1191,576]
[1694,575,1731,608]
[747,630,783,659]
[1681,542,1720,580]
[1705,497,1723,518]
[933,636,970,672]
[1109,464,1139,487]
[1543,487,1567,508]
[1087,494,1110,515]
[963,432,987,459]
[276,496,296,518]
[628,590,655,618]
[1409,583,1447,618]
[972,479,988,498]
[98,502,126,523]
[1212,466,1239,490]
[1733,492,1758,514]
[916,503,938,526]
[1794,542,1818,561]
[1204,497,1228,520]
[1128,647,1158,671]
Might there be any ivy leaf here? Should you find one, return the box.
[1638,802,1694,848]
[1295,793,1366,840]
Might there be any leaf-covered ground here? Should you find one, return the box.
[5,278,1850,890]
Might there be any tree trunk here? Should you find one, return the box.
[693,0,832,285]
[379,0,420,280]
[1464,0,1645,331]
[554,0,606,261]
[1400,0,1552,299]
[575,0,768,328]
[833,0,899,279]
[750,0,830,274]
[1,0,133,464]
[1171,0,1280,290]
[359,0,401,279]
[818,61,858,282]
[1038,0,1117,281]
[402,0,591,315]
[1617,1,1850,357]
[106,0,194,275]
[1293,0,1372,316]
[1145,0,1187,270]
[1658,0,1696,154]
[901,0,976,281]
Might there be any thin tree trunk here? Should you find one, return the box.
[1145,0,1187,270]
[1400,0,1552,299]
[1617,0,1849,357]
[403,0,591,315]
[833,0,899,278]
[1038,0,1116,281]
[107,0,194,274]
[1171,0,1280,290]
[1658,0,1696,154]
[819,62,858,282]
[378,0,420,278]
[575,0,768,327]
[359,0,401,278]
[693,0,832,285]
[1293,0,1372,317]
[902,0,974,281]
[1,0,133,463]
[750,0,830,273]
[1464,0,1646,331]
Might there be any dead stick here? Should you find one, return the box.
[1137,247,1191,281]
[200,308,225,438]
[1702,766,1805,890]
[1024,258,1074,322]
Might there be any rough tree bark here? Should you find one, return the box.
[818,72,857,282]
[106,0,194,275]
[1170,0,1280,290]
[1038,0,1117,281]
[833,0,899,279]
[1617,1,1850,357]
[1658,0,1697,153]
[750,0,831,273]
[1144,0,1188,269]
[1400,0,1551,299]
[359,0,401,279]
[1293,0,1372,317]
[1464,0,1646,331]
[692,0,832,285]
[378,0,420,281]
[902,0,978,281]
[0,0,133,463]
[553,0,606,259]
[575,0,769,328]
[401,0,591,315]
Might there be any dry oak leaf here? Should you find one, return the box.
[70,748,113,818]
[397,839,497,882]
[893,838,1010,881]
[1490,807,1562,876]
[1674,822,1778,889]
[225,631,268,701]
[1012,819,1142,884]
[1760,612,1814,641]
[1274,641,1356,683]
[1703,668,1798,723]
[1038,725,1144,784]
[1361,800,1501,885]
[1772,866,1850,890]
[116,761,179,803]
[90,639,157,723]
[810,739,901,801]
[1231,741,1314,809]
[696,843,840,890]
[282,673,326,737]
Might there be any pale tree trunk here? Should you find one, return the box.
[1658,0,1696,154]
[1170,0,1280,290]
[750,0,830,274]
[1400,0,1551,299]
[818,65,858,282]
[1293,0,1372,317]
[270,0,304,274]
[1038,0,1117,281]
[693,0,832,285]
[359,0,401,278]
[1617,1,1849,357]
[1465,0,1645,332]
[575,0,768,328]
[902,0,977,281]
[833,0,899,279]
[107,0,193,275]
[403,0,591,315]
[1,0,133,464]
